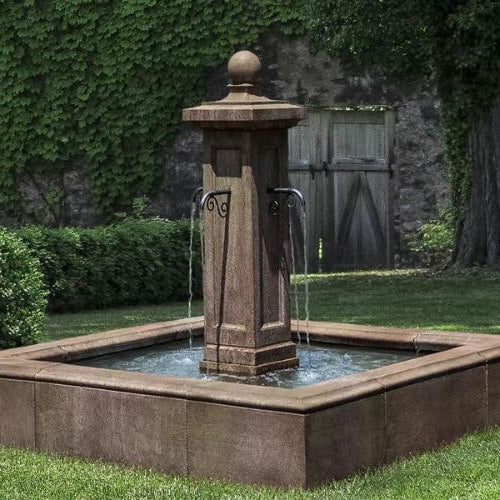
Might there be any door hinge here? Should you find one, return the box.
[323,161,329,177]
[309,163,315,180]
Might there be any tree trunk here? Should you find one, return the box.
[453,104,500,268]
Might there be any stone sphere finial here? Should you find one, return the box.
[228,50,261,85]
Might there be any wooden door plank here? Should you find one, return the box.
[289,109,393,271]
[288,110,318,273]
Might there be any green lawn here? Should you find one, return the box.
[2,427,500,499]
[40,301,204,342]
[3,270,500,499]
[297,269,500,334]
[42,269,500,342]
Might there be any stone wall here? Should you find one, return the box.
[1,32,448,265]
[0,161,98,228]
[391,94,447,265]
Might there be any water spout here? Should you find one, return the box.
[192,186,203,205]
[199,189,231,218]
[267,187,306,214]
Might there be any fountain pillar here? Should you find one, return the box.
[183,51,305,375]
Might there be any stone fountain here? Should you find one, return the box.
[183,50,305,375]
[0,50,499,489]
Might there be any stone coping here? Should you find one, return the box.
[1,317,499,414]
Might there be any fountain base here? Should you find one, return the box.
[1,317,500,488]
[200,357,299,376]
[200,340,299,375]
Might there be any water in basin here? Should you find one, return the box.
[75,338,420,388]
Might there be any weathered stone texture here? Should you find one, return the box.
[392,95,447,265]
[149,128,203,219]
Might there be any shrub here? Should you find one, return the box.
[408,210,454,268]
[16,219,202,312]
[0,230,47,348]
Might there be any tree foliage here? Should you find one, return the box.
[0,0,306,219]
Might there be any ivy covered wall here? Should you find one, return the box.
[0,0,306,225]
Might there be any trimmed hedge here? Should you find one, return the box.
[16,220,202,312]
[0,230,47,348]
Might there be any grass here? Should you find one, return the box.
[42,269,500,341]
[299,269,500,334]
[3,269,500,499]
[40,302,204,342]
[2,427,500,499]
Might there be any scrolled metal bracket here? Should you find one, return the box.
[199,189,231,218]
[267,187,306,216]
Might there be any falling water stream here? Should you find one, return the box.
[198,202,209,377]
[301,209,311,350]
[289,208,301,345]
[286,197,312,368]
[294,204,312,368]
[187,201,197,350]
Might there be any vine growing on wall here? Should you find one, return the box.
[441,102,473,223]
[0,0,306,220]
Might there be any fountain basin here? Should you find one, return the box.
[0,317,499,488]
[74,338,419,388]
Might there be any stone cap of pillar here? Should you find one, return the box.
[183,50,306,130]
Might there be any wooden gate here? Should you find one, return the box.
[288,109,394,272]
